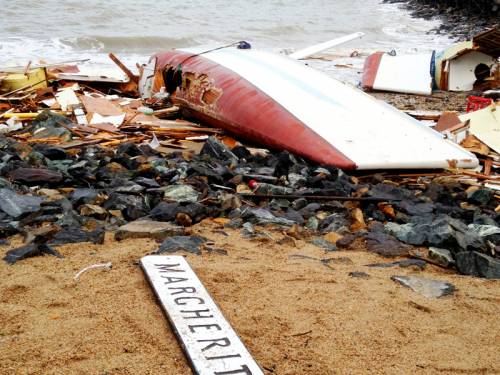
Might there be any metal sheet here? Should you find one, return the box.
[141,255,263,375]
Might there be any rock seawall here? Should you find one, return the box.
[384,0,499,39]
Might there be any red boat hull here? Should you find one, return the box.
[153,50,357,169]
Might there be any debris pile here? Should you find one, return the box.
[0,53,498,279]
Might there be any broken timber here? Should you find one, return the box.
[141,255,263,375]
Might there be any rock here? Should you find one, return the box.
[114,183,144,194]
[149,202,180,222]
[367,259,426,269]
[70,188,99,206]
[350,208,366,231]
[0,221,19,237]
[32,144,67,160]
[365,231,410,257]
[384,222,426,245]
[80,204,108,219]
[428,247,455,267]
[9,168,63,184]
[96,162,132,181]
[467,224,500,239]
[349,271,370,279]
[336,233,360,248]
[155,235,207,255]
[385,216,487,253]
[324,232,343,244]
[115,220,184,241]
[241,207,295,226]
[455,252,500,279]
[134,177,160,188]
[310,237,337,251]
[3,243,62,265]
[49,228,105,246]
[200,137,238,163]
[103,193,149,220]
[164,185,199,203]
[32,110,72,141]
[305,216,319,231]
[467,189,493,205]
[0,188,43,218]
[397,200,434,216]
[391,275,455,298]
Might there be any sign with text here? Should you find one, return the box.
[141,255,263,375]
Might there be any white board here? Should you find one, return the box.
[460,104,500,154]
[372,53,433,95]
[141,255,263,375]
[289,32,364,60]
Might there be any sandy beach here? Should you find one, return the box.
[1,220,499,375]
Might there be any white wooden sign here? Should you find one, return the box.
[141,255,263,375]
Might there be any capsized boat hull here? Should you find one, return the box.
[151,47,478,170]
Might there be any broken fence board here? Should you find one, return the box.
[141,255,263,375]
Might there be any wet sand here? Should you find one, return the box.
[1,220,499,375]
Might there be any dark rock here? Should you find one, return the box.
[103,193,149,220]
[349,271,370,279]
[155,235,207,255]
[367,259,426,269]
[365,231,410,257]
[0,221,19,237]
[149,202,181,222]
[0,188,43,218]
[428,247,455,267]
[49,228,105,246]
[134,177,160,188]
[32,144,67,160]
[467,189,493,205]
[241,207,295,226]
[310,237,337,251]
[397,200,434,216]
[200,137,238,163]
[455,251,500,279]
[8,168,63,184]
[284,209,304,225]
[114,182,145,194]
[291,198,308,211]
[3,243,62,264]
[336,233,362,248]
[70,188,99,206]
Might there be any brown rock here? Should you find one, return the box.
[350,208,366,232]
[115,220,184,241]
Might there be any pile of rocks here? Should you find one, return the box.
[0,115,498,278]
[384,0,499,39]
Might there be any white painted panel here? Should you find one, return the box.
[289,32,364,60]
[448,51,494,91]
[141,255,263,375]
[460,104,500,154]
[182,47,477,170]
[139,57,157,99]
[372,53,433,95]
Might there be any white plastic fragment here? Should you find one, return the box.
[149,132,160,149]
[74,262,112,281]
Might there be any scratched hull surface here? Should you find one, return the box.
[153,47,478,170]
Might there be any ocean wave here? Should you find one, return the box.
[59,35,201,52]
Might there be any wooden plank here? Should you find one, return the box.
[141,255,263,375]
